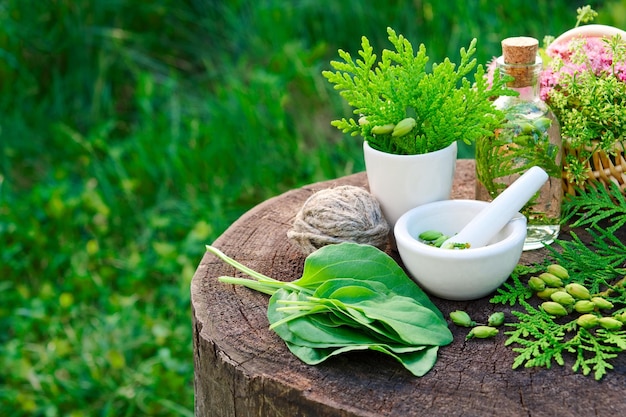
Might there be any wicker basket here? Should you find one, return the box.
[562,140,626,195]
[550,25,626,196]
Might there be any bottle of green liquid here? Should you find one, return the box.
[475,37,563,250]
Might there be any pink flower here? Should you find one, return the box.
[578,38,613,75]
[547,41,575,61]
[541,36,626,101]
[539,69,559,101]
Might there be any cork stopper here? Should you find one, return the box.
[501,37,538,64]
[500,37,539,88]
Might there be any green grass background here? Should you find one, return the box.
[1,1,624,415]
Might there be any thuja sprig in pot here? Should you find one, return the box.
[322,27,516,155]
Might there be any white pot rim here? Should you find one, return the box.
[363,140,457,158]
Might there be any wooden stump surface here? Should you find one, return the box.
[192,160,626,417]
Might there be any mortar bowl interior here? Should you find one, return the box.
[394,199,527,301]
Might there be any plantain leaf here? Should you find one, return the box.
[296,243,445,319]
[210,242,452,377]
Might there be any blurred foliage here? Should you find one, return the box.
[0,0,616,415]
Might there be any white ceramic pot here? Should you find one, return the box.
[363,141,457,228]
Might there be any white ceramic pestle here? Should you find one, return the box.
[441,166,548,249]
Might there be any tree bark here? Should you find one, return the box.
[191,160,626,417]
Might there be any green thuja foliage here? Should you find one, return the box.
[492,221,626,380]
[490,141,626,380]
[505,301,625,380]
[323,27,515,155]
[561,182,626,233]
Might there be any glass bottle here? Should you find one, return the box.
[475,37,562,251]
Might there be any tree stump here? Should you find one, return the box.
[191,160,626,417]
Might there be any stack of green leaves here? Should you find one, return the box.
[206,242,453,377]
